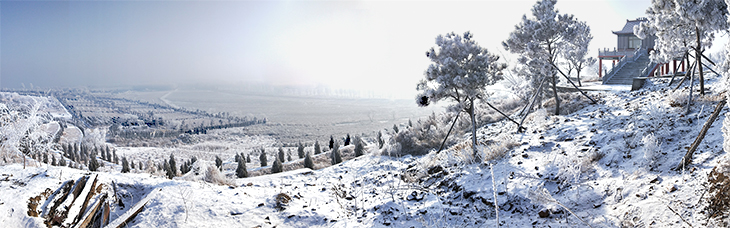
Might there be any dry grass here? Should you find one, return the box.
[478,134,520,163]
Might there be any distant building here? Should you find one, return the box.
[598,18,685,85]
[598,18,655,78]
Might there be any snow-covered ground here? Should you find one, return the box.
[1,75,729,227]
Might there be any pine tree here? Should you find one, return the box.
[329,136,334,149]
[131,159,136,169]
[314,141,322,155]
[43,153,48,164]
[89,155,99,171]
[297,142,305,159]
[215,155,223,171]
[331,142,342,165]
[246,154,251,163]
[393,124,399,133]
[287,149,292,162]
[236,158,248,178]
[106,148,111,162]
[420,31,506,156]
[304,152,314,169]
[259,149,268,167]
[272,157,283,174]
[169,154,177,177]
[503,0,591,115]
[278,147,285,163]
[164,162,173,179]
[113,149,118,164]
[344,134,351,146]
[51,155,57,166]
[59,157,66,167]
[138,161,143,171]
[121,157,130,173]
[234,153,241,163]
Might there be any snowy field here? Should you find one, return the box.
[114,88,445,144]
[1,74,729,227]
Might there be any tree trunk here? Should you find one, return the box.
[676,99,727,170]
[468,99,478,158]
[551,73,560,115]
[576,68,582,87]
[696,26,704,95]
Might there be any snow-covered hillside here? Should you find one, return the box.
[1,75,729,227]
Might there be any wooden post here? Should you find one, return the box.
[599,59,603,78]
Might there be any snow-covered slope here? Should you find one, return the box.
[1,76,729,227]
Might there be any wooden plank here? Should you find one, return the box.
[51,176,88,226]
[73,174,99,224]
[42,179,73,219]
[105,188,160,228]
[74,193,107,228]
[62,175,97,227]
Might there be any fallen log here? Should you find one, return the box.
[676,99,727,170]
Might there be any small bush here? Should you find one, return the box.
[642,133,659,168]
[205,166,233,186]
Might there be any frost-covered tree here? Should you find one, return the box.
[246,154,251,163]
[236,158,248,178]
[354,136,365,157]
[503,0,587,115]
[121,157,130,173]
[287,149,292,162]
[562,20,595,87]
[297,142,305,159]
[330,142,342,165]
[314,141,322,155]
[168,154,177,178]
[271,157,283,174]
[59,157,66,167]
[635,0,728,95]
[418,31,506,156]
[89,155,99,172]
[278,146,285,163]
[259,149,268,167]
[304,152,314,169]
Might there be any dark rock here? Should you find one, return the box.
[538,209,550,218]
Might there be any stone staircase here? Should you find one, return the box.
[602,53,652,85]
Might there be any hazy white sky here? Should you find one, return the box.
[1,0,654,97]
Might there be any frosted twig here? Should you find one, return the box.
[666,204,693,228]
